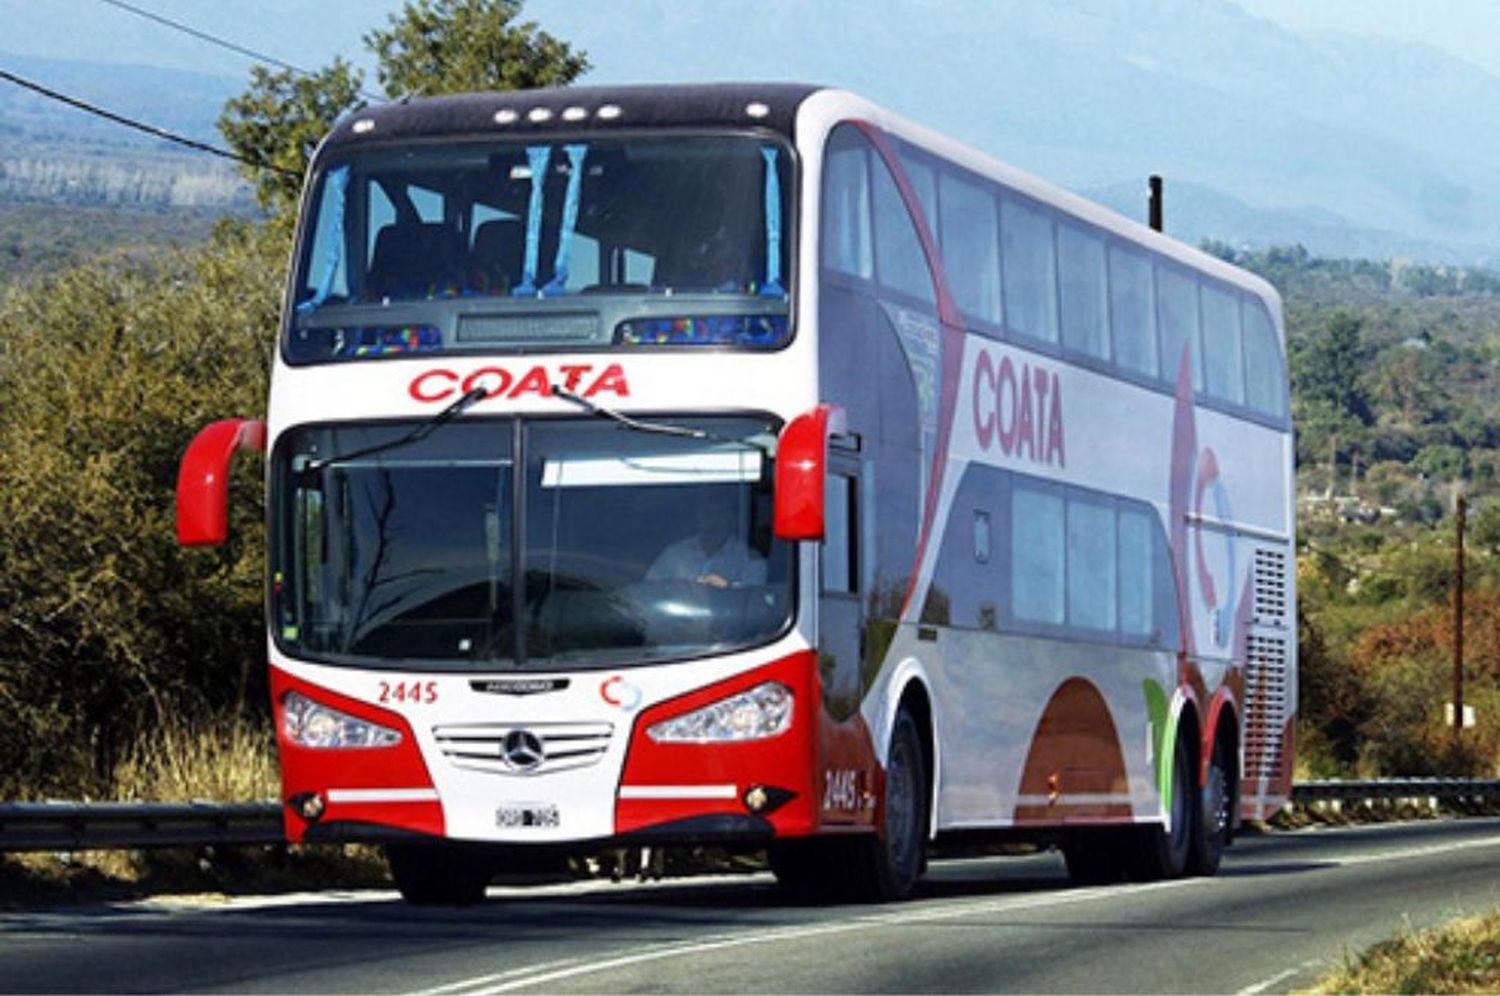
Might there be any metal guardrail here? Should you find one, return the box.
[1291,778,1500,804]
[0,801,282,852]
[2,780,1498,852]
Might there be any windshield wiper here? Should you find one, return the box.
[550,385,711,440]
[550,385,772,457]
[297,386,489,476]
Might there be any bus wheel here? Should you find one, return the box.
[855,707,928,901]
[1131,729,1194,881]
[1188,733,1232,876]
[384,843,491,906]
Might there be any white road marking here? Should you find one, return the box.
[409,959,581,996]
[1235,959,1320,995]
[469,882,1193,994]
[467,831,1500,994]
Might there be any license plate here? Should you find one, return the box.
[496,803,560,829]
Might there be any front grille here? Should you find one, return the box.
[433,721,613,776]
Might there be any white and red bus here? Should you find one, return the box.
[177,84,1294,904]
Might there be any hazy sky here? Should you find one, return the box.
[3,0,1500,82]
[1235,0,1500,76]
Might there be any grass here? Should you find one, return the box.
[0,716,389,906]
[1306,910,1500,993]
[110,716,279,804]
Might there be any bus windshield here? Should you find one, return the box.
[287,135,793,361]
[271,415,792,668]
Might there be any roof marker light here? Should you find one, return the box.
[597,104,622,121]
[351,119,375,134]
[528,107,554,123]
[745,101,770,119]
[562,106,587,122]
[494,108,519,125]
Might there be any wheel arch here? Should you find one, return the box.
[879,661,939,839]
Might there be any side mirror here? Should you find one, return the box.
[176,418,267,546]
[773,404,845,541]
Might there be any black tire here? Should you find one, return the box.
[1187,732,1233,876]
[385,843,491,906]
[852,708,928,901]
[1131,727,1194,881]
[1061,829,1131,885]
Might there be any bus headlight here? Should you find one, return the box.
[282,691,402,748]
[646,682,792,743]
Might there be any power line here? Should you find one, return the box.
[93,0,383,102]
[97,0,315,79]
[0,67,298,177]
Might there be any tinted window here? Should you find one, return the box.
[1001,198,1058,344]
[823,142,873,280]
[900,150,938,233]
[873,157,935,304]
[1118,506,1155,639]
[1158,265,1202,391]
[1012,483,1064,624]
[1058,222,1109,361]
[1067,498,1116,631]
[1109,243,1157,378]
[1242,299,1286,417]
[1201,282,1244,405]
[939,170,1002,326]
[823,473,856,594]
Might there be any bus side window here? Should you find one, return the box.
[1109,243,1158,378]
[822,473,858,595]
[1011,482,1065,625]
[1001,197,1059,345]
[872,156,934,305]
[1066,496,1116,633]
[822,138,873,280]
[1117,505,1155,641]
[1200,282,1245,406]
[1157,264,1202,391]
[938,169,1002,328]
[1242,298,1287,418]
[1058,222,1109,362]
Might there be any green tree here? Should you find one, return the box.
[0,225,278,795]
[1292,309,1371,425]
[367,0,588,98]
[218,60,366,214]
[218,0,587,218]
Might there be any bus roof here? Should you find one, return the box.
[319,83,823,155]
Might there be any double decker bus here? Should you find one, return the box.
[177,83,1294,905]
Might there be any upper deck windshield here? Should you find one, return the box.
[270,414,792,669]
[287,134,793,361]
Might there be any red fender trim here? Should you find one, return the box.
[176,418,266,546]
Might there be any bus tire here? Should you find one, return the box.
[852,707,928,901]
[1187,732,1232,876]
[384,842,491,906]
[1131,728,1194,881]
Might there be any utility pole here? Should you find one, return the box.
[1454,493,1466,741]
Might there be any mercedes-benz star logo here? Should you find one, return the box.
[503,729,546,772]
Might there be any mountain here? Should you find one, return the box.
[537,0,1500,263]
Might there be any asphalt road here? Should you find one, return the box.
[4,818,1500,994]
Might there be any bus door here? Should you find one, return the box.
[817,450,875,825]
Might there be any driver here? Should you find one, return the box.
[645,490,766,589]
